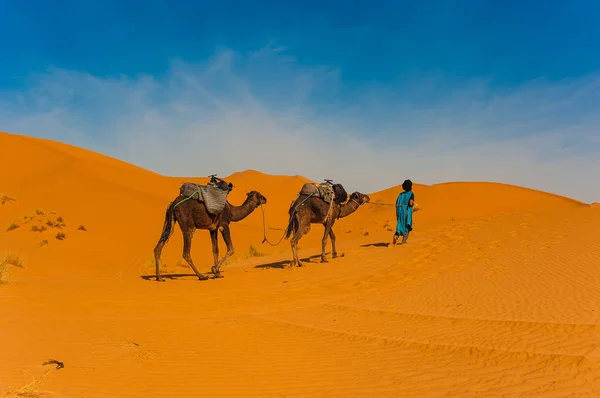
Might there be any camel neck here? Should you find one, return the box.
[339,199,360,218]
[230,198,257,222]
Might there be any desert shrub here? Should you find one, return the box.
[0,260,7,284]
[6,222,20,232]
[78,225,87,231]
[31,224,47,232]
[1,252,24,282]
[1,195,16,205]
[55,232,66,240]
[245,244,264,259]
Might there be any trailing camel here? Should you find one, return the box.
[284,187,370,267]
[153,189,267,281]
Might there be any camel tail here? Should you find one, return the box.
[284,203,297,240]
[158,201,177,244]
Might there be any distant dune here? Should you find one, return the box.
[1,130,599,397]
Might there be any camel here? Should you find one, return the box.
[284,190,370,267]
[153,190,267,281]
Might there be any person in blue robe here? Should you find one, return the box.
[393,179,415,245]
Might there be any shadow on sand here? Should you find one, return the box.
[141,253,335,280]
[140,273,213,281]
[254,253,327,269]
[361,242,391,248]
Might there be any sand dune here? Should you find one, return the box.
[1,131,599,397]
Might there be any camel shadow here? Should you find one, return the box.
[140,273,213,281]
[361,242,390,248]
[254,253,325,269]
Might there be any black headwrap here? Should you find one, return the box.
[402,179,413,192]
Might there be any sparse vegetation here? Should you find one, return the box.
[1,195,16,205]
[1,252,24,283]
[0,260,7,284]
[3,252,24,268]
[46,219,65,229]
[39,240,49,247]
[245,244,264,259]
[5,369,53,397]
[55,232,66,240]
[78,225,87,231]
[35,209,45,216]
[6,222,20,232]
[175,259,188,268]
[30,224,47,233]
[56,216,64,223]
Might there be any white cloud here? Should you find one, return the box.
[1,44,599,203]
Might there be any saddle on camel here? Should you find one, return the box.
[298,179,348,204]
[177,174,234,215]
[296,179,349,221]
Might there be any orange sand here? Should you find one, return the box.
[1,131,599,397]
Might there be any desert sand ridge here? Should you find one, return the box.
[1,130,599,397]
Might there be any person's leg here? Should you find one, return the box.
[401,231,410,244]
[395,207,407,245]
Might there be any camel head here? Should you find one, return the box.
[349,191,370,205]
[246,190,267,206]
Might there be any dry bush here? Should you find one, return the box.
[245,244,264,259]
[46,220,65,229]
[3,252,24,268]
[35,209,45,216]
[55,232,66,241]
[30,225,47,233]
[77,225,87,231]
[0,252,24,283]
[56,217,64,223]
[6,222,20,232]
[0,260,7,284]
[5,369,53,397]
[1,195,16,205]
[39,240,49,247]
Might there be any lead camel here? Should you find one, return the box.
[153,190,267,281]
[284,191,370,267]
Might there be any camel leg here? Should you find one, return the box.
[210,229,219,269]
[212,226,234,278]
[320,222,332,263]
[329,228,339,258]
[182,228,208,281]
[154,239,166,282]
[290,217,310,267]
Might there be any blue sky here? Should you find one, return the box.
[1,0,599,202]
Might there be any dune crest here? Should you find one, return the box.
[1,131,599,397]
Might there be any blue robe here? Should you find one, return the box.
[395,191,413,236]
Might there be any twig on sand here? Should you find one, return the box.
[42,359,64,370]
